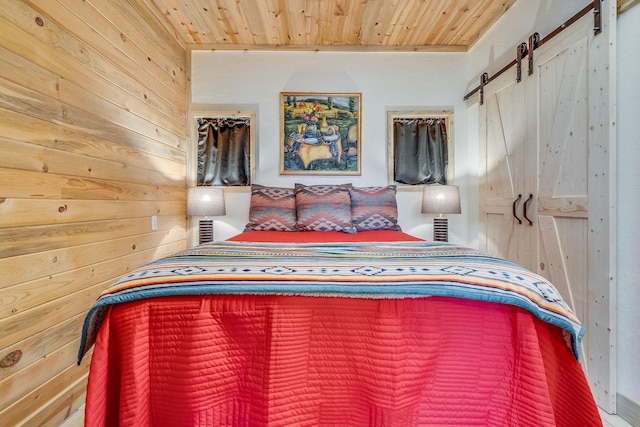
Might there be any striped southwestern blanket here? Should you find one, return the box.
[78,241,583,363]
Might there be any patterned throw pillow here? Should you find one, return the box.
[350,186,402,232]
[244,185,297,232]
[295,184,356,234]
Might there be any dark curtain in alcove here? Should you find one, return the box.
[393,118,448,185]
[197,117,250,186]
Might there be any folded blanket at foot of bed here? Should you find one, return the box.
[79,240,583,363]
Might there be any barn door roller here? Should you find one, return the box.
[516,42,528,83]
[593,0,602,35]
[528,33,540,75]
[479,73,489,106]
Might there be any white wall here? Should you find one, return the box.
[192,50,473,244]
[617,3,640,413]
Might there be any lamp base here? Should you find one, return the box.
[198,219,214,244]
[433,217,448,242]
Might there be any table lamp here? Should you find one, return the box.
[421,184,461,242]
[186,187,226,244]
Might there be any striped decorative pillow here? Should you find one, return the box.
[244,185,297,232]
[350,186,402,232]
[295,184,356,234]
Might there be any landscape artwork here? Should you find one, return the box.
[280,92,361,175]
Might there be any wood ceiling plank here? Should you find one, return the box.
[462,0,518,48]
[343,0,367,45]
[187,0,225,44]
[219,0,259,44]
[283,0,307,44]
[362,0,398,46]
[303,0,321,45]
[145,0,202,43]
[256,0,283,44]
[332,0,362,46]
[385,0,421,46]
[271,0,291,45]
[448,0,502,45]
[360,0,384,45]
[413,1,457,46]
[233,0,269,44]
[194,0,236,44]
[163,0,516,50]
[393,0,431,46]
[413,0,450,45]
[324,0,343,45]
[427,0,477,45]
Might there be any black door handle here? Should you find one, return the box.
[513,194,522,224]
[523,194,534,226]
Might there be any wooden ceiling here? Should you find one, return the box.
[146,0,519,51]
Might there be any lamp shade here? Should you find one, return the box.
[421,184,461,215]
[186,187,226,217]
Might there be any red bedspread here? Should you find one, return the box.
[84,231,602,426]
[86,295,601,426]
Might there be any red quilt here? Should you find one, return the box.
[83,231,602,426]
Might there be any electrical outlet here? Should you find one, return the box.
[151,215,158,230]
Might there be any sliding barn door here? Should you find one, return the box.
[531,16,590,353]
[479,10,615,411]
[479,70,536,270]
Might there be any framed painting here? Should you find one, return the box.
[280,92,361,175]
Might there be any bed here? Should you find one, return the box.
[78,185,602,426]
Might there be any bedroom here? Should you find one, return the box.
[0,0,638,426]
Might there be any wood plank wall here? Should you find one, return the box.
[0,0,188,425]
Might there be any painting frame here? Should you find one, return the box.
[279,92,362,175]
